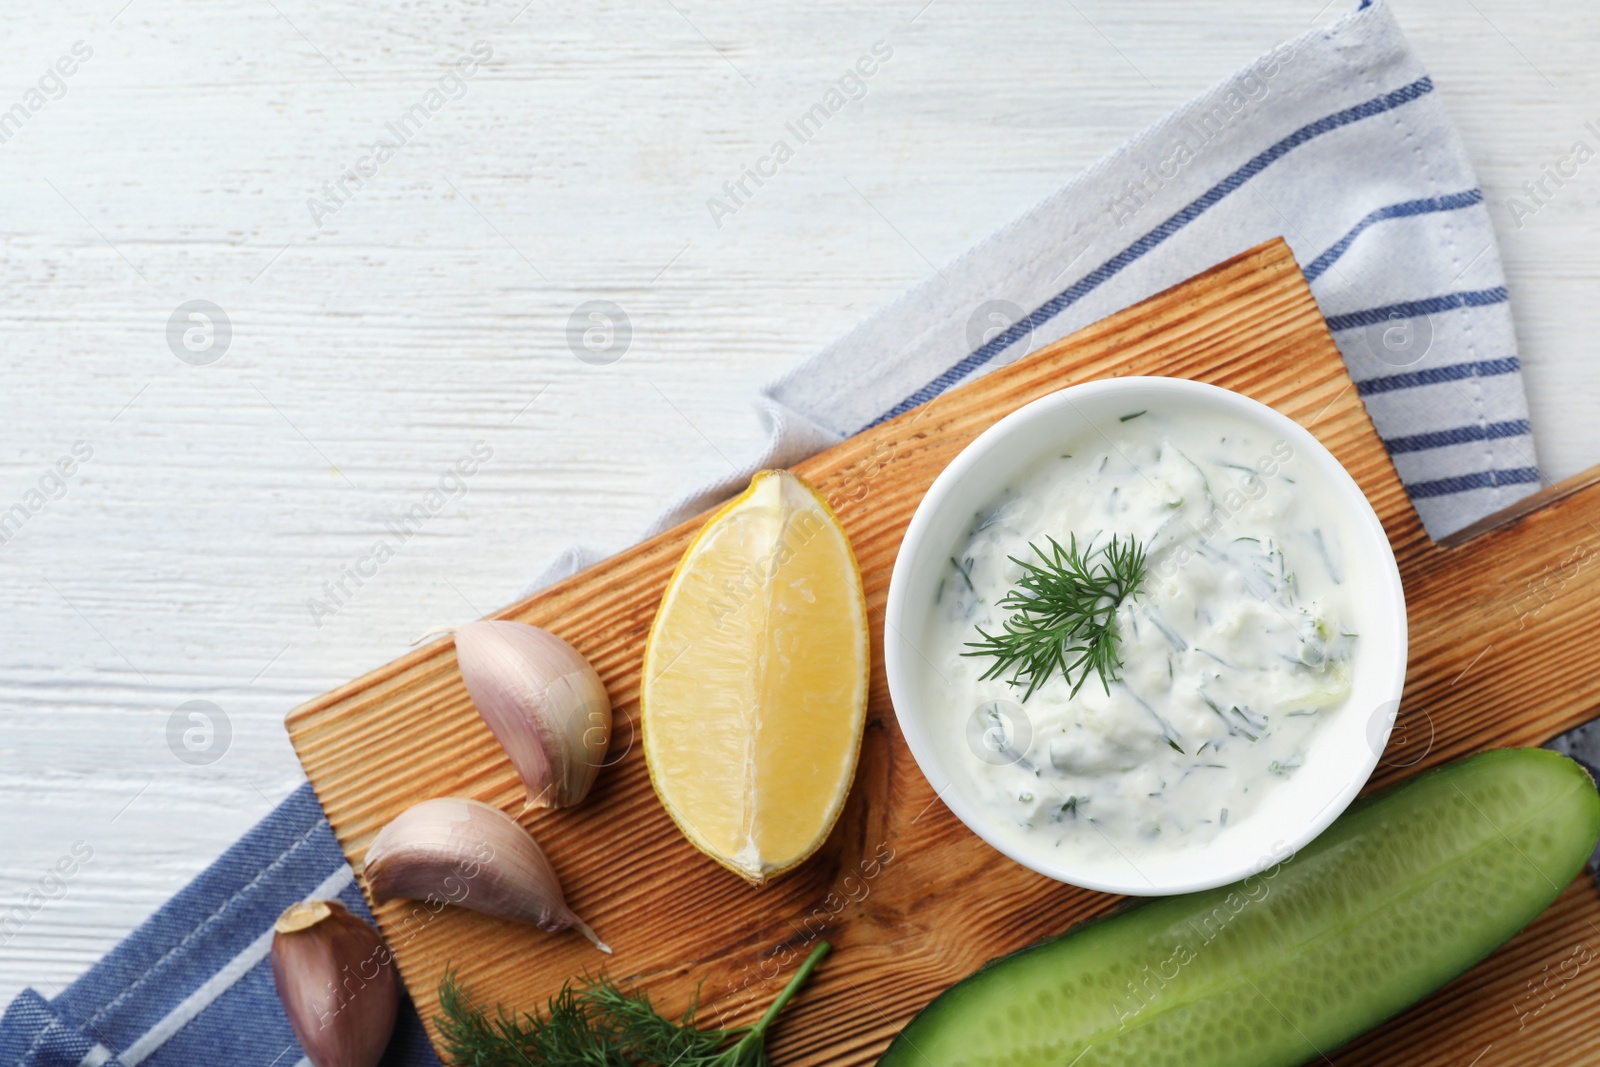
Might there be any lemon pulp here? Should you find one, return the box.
[641,470,869,884]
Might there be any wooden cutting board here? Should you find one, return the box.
[287,238,1600,1066]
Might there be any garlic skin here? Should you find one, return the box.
[363,797,610,952]
[270,900,397,1067]
[453,620,612,810]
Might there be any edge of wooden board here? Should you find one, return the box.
[1437,465,1600,548]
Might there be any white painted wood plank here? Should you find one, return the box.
[2,0,1596,1006]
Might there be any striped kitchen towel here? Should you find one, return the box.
[0,1,1539,1063]
[659,0,1540,542]
[0,787,439,1067]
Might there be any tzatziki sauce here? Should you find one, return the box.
[923,405,1356,862]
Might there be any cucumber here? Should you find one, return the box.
[880,748,1600,1067]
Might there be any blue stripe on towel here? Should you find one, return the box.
[1355,357,1520,397]
[1303,189,1483,282]
[865,74,1438,429]
[1384,418,1530,454]
[1325,286,1508,331]
[1406,466,1541,499]
[0,784,442,1067]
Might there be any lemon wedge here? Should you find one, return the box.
[641,469,870,885]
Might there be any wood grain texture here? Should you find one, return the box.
[287,238,1577,1064]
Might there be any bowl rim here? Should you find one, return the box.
[883,375,1408,895]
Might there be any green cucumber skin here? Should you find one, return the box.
[880,749,1600,1067]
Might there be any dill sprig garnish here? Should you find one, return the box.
[436,942,830,1066]
[963,534,1147,701]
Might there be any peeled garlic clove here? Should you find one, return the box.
[363,796,610,952]
[270,900,398,1067]
[453,620,612,810]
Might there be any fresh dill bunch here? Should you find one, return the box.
[963,534,1147,701]
[436,941,830,1066]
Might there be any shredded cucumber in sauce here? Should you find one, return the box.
[927,410,1357,860]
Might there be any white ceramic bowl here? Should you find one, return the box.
[884,377,1407,895]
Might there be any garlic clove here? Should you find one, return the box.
[452,620,612,811]
[270,900,398,1067]
[363,796,610,953]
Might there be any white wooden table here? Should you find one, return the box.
[2,0,1596,1006]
